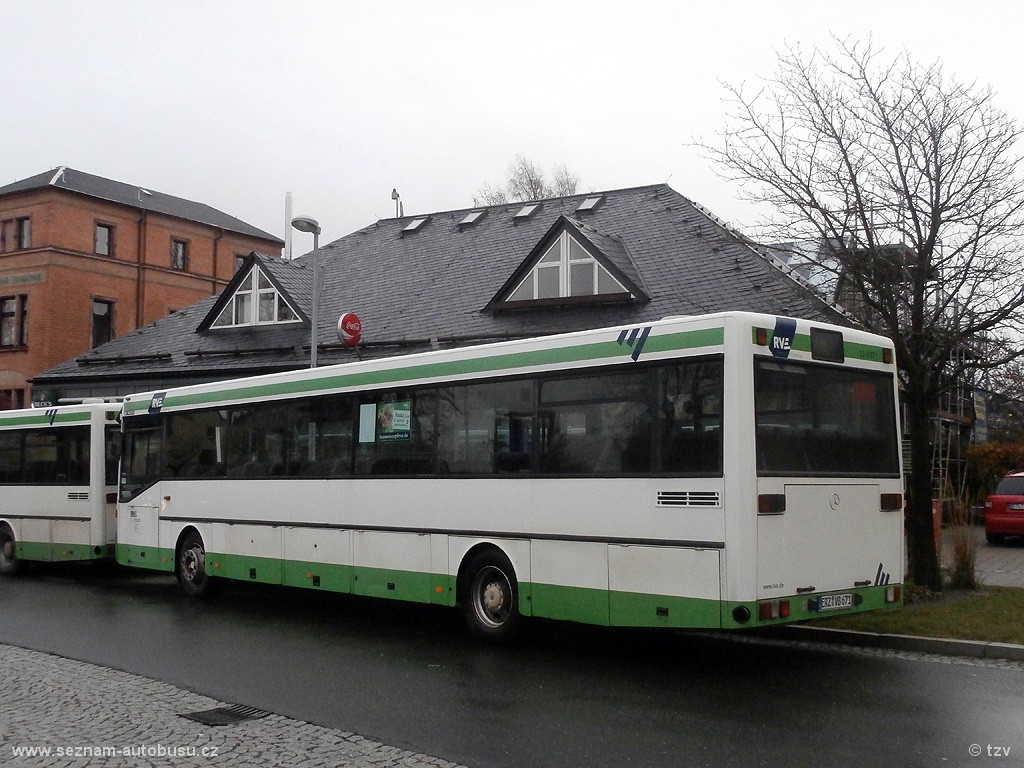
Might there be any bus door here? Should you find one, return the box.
[118,416,162,566]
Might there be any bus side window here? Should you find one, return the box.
[0,432,21,483]
[435,381,533,475]
[356,391,437,475]
[660,361,723,474]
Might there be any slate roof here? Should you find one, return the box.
[34,184,850,391]
[0,167,283,243]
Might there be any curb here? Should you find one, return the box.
[771,624,1024,662]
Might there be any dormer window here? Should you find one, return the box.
[506,231,629,301]
[210,266,300,328]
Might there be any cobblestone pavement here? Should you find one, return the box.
[0,645,467,768]
[942,526,1024,588]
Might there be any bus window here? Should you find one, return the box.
[105,426,120,485]
[356,390,438,475]
[0,432,19,482]
[120,417,162,500]
[436,380,534,474]
[660,360,723,475]
[538,370,652,474]
[755,359,898,476]
[165,409,227,478]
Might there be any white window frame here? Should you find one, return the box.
[211,267,302,328]
[506,232,629,302]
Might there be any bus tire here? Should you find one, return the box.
[177,532,215,598]
[0,525,20,576]
[462,550,519,640]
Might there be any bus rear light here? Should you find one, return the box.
[758,494,786,515]
[880,493,903,511]
[754,327,770,346]
[885,586,902,603]
[758,600,790,621]
[882,348,893,364]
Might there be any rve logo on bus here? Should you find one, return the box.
[616,326,652,362]
[769,317,797,358]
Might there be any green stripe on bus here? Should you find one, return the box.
[789,334,889,363]
[129,544,728,628]
[116,544,175,571]
[754,328,889,363]
[125,327,725,414]
[719,585,899,629]
[0,411,91,429]
[530,581,722,628]
[15,540,107,563]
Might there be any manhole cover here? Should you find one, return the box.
[178,704,271,727]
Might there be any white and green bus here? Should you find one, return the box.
[0,402,122,574]
[117,312,904,637]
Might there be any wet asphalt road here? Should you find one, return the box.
[1,564,1021,768]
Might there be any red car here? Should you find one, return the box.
[984,471,1024,544]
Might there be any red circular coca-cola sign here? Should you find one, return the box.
[337,312,362,347]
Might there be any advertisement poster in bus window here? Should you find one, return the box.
[377,401,411,442]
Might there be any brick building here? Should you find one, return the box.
[0,167,283,408]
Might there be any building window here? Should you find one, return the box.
[0,389,24,410]
[15,218,31,249]
[171,239,189,270]
[211,266,300,328]
[91,299,114,348]
[0,295,28,348]
[506,232,629,302]
[95,224,114,256]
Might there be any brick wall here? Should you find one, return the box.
[0,187,282,406]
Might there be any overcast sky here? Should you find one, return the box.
[6,1,1023,250]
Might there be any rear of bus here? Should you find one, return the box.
[727,315,904,628]
[0,403,120,571]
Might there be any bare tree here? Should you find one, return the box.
[550,163,581,197]
[473,154,580,206]
[699,38,1024,590]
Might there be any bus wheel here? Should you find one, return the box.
[177,532,215,598]
[463,551,519,640]
[0,526,20,576]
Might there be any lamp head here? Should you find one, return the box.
[290,215,321,235]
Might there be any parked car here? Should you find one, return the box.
[984,471,1024,544]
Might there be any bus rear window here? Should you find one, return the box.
[754,360,899,477]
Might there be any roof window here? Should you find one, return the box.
[575,195,604,214]
[459,210,487,229]
[401,216,430,234]
[513,203,542,222]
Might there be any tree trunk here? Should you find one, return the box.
[905,390,942,590]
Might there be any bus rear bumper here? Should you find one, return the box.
[722,584,903,629]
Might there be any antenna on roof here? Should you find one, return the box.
[285,191,294,259]
[49,166,67,186]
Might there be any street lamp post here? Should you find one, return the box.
[290,215,321,368]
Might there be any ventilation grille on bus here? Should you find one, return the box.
[67,492,89,501]
[657,491,721,508]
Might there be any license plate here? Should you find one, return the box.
[817,593,853,612]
